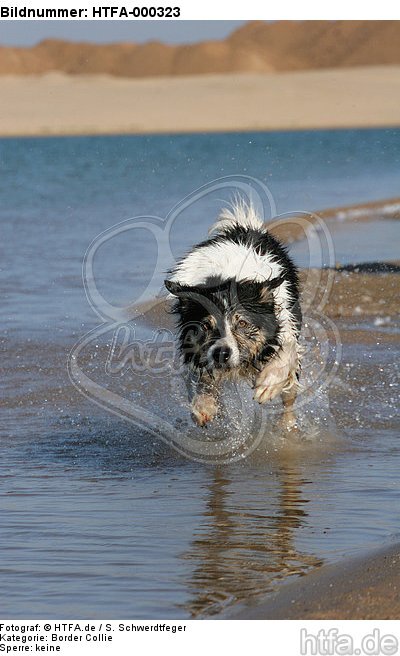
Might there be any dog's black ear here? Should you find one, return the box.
[267,274,286,290]
[164,279,184,296]
[237,276,284,306]
[236,280,269,307]
[165,281,216,315]
[256,275,285,302]
[165,279,207,298]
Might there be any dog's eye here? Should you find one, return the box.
[202,320,212,331]
[237,319,249,329]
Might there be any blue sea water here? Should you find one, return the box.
[0,129,399,618]
[1,128,400,337]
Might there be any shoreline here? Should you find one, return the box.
[1,66,400,137]
[229,542,400,619]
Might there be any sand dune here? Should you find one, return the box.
[1,21,400,77]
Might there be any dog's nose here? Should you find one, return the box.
[212,345,231,365]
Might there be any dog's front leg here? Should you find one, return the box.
[253,337,299,404]
[188,373,220,427]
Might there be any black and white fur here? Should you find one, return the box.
[165,200,302,427]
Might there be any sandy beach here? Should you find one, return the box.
[1,65,400,137]
[231,542,400,619]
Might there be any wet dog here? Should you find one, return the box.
[165,200,302,427]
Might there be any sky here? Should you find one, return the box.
[0,20,249,46]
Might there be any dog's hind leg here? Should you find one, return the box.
[281,384,298,429]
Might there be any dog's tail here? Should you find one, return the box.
[209,197,264,235]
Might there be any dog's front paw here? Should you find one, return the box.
[191,394,219,427]
[254,366,290,403]
[254,341,298,404]
[254,356,294,403]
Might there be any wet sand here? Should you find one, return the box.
[1,66,400,137]
[232,542,400,619]
[300,269,399,318]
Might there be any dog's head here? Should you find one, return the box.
[165,276,284,373]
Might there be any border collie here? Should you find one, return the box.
[165,200,302,427]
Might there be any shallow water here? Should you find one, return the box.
[1,320,399,618]
[1,129,399,618]
[291,219,400,268]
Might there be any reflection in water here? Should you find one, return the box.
[182,461,323,617]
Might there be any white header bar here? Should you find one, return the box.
[0,1,399,20]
